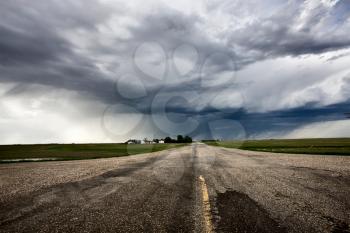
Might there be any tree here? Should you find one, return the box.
[184,135,192,143]
[164,137,172,143]
[177,135,184,143]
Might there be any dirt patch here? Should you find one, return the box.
[215,190,286,233]
[332,222,350,233]
[325,216,350,233]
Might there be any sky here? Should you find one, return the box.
[0,0,350,144]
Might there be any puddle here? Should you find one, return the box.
[0,158,60,163]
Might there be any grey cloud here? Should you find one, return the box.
[228,0,350,59]
[0,0,120,105]
[0,23,71,65]
[0,0,114,65]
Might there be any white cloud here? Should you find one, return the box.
[282,69,350,108]
[284,119,350,138]
[0,84,119,144]
[237,48,350,113]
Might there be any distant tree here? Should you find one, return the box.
[153,139,159,143]
[184,135,192,143]
[177,135,184,143]
[164,137,172,143]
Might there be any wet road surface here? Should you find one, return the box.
[0,143,349,233]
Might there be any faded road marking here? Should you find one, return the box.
[199,175,214,233]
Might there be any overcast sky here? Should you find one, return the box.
[1,0,350,144]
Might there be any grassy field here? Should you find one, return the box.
[203,138,350,155]
[0,143,186,163]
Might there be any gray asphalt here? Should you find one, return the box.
[0,143,350,233]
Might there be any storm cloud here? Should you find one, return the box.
[0,0,350,143]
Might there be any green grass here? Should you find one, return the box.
[0,143,187,163]
[203,138,350,156]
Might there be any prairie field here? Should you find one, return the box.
[0,143,185,163]
[203,138,350,155]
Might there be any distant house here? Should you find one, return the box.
[143,138,154,144]
[127,138,165,144]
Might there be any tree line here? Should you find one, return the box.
[164,135,192,143]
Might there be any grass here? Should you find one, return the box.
[0,143,187,163]
[203,138,350,156]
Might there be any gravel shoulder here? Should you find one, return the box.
[0,150,168,202]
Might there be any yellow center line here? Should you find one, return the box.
[199,175,214,233]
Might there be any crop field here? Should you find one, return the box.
[0,143,186,163]
[203,138,350,155]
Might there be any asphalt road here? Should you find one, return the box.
[0,143,350,233]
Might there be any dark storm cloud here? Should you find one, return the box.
[0,0,121,104]
[190,101,350,139]
[1,0,348,104]
[127,7,239,72]
[0,24,68,65]
[0,0,113,64]
[0,1,212,108]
